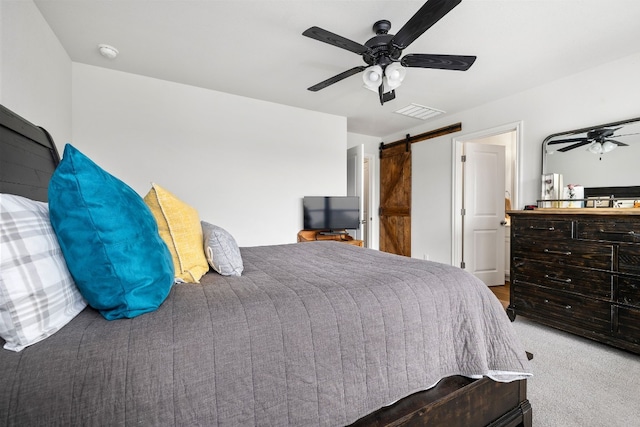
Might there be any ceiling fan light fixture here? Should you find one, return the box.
[602,140,617,153]
[384,62,406,90]
[362,65,383,92]
[588,141,603,154]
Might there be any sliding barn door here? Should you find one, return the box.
[379,142,411,256]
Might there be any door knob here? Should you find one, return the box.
[500,220,508,226]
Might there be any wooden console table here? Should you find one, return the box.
[297,230,364,247]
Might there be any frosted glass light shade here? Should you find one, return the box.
[602,140,617,153]
[384,62,406,90]
[363,65,383,92]
[588,142,603,154]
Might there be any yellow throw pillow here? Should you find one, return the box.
[144,183,209,283]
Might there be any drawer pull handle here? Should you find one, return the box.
[529,226,555,231]
[543,248,572,256]
[544,274,572,283]
[542,299,571,310]
[598,229,637,236]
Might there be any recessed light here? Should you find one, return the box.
[98,44,119,59]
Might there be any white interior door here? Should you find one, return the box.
[463,143,506,286]
[347,145,365,241]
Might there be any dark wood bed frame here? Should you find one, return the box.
[0,103,532,427]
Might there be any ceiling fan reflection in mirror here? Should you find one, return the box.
[547,127,639,160]
[302,0,476,105]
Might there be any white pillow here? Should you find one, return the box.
[0,193,87,352]
[201,221,244,276]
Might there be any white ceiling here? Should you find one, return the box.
[34,0,640,137]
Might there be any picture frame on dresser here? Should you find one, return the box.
[585,196,611,208]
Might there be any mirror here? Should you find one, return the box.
[542,117,640,189]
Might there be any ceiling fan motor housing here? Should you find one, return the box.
[364,37,401,67]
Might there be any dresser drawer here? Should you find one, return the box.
[575,219,640,243]
[618,276,640,307]
[512,218,573,239]
[618,244,640,276]
[512,259,612,299]
[511,283,611,334]
[615,306,640,345]
[512,241,613,270]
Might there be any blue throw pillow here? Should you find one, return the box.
[48,144,174,320]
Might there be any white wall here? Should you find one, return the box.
[72,63,347,247]
[0,0,71,143]
[1,0,349,248]
[383,52,640,264]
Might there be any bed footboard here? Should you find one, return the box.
[349,376,531,427]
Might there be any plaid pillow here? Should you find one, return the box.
[0,193,87,352]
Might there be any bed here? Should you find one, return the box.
[0,103,532,426]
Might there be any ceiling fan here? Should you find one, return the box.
[547,127,630,157]
[302,0,476,105]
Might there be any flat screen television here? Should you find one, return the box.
[303,196,360,232]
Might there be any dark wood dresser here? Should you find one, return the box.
[508,209,640,354]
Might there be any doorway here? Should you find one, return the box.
[347,145,374,248]
[452,122,522,286]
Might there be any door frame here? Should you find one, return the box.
[451,121,523,268]
[362,153,374,248]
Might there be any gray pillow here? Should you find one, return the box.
[201,221,243,276]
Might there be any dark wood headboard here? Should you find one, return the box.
[0,104,60,202]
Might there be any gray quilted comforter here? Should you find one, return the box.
[0,242,531,426]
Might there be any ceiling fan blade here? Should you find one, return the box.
[400,53,476,71]
[606,139,629,147]
[547,137,590,145]
[391,0,462,49]
[307,66,366,92]
[557,141,592,152]
[302,26,369,55]
[610,132,640,138]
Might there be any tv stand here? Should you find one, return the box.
[319,230,348,236]
[297,230,363,247]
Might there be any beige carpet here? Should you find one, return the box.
[511,317,640,426]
